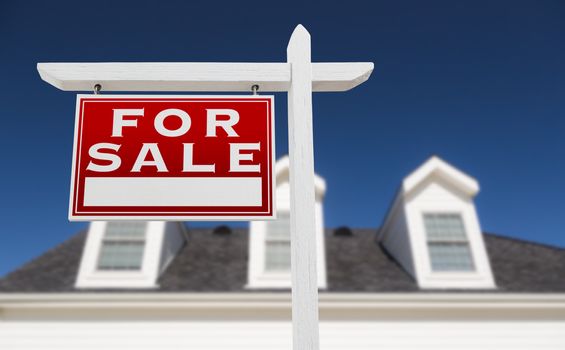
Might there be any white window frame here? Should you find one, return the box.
[249,220,293,288]
[263,211,292,273]
[408,198,496,289]
[75,221,166,289]
[247,182,327,289]
[97,222,147,271]
[423,212,475,272]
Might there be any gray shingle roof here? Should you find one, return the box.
[0,227,564,293]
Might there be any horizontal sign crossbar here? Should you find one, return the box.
[37,62,374,92]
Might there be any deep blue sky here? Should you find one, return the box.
[1,0,564,276]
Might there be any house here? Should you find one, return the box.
[1,156,564,349]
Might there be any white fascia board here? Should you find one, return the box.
[403,156,479,197]
[2,293,565,308]
[2,293,565,322]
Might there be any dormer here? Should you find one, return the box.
[247,156,327,289]
[75,221,186,289]
[378,156,496,289]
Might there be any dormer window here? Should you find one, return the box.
[264,212,291,272]
[247,156,327,289]
[424,213,474,272]
[97,222,147,271]
[75,221,186,289]
[379,156,496,289]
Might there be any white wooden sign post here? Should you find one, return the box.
[287,26,321,350]
[38,24,373,350]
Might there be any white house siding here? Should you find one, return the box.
[1,320,564,349]
[380,197,415,278]
[158,222,186,274]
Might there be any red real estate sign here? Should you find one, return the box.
[69,95,275,221]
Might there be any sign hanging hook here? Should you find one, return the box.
[93,84,102,95]
[251,84,259,95]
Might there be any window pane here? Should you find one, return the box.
[97,222,147,270]
[104,221,146,240]
[98,241,145,270]
[428,242,474,271]
[424,213,475,271]
[265,241,291,272]
[424,213,466,241]
[265,212,291,272]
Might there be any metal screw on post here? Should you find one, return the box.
[94,84,102,95]
[251,84,259,95]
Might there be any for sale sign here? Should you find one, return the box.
[69,95,275,220]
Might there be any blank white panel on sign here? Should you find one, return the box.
[84,177,262,207]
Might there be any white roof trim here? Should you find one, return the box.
[2,292,565,303]
[402,156,479,197]
[275,155,327,198]
[2,293,565,309]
